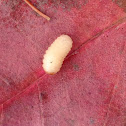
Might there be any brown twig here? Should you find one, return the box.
[23,0,50,21]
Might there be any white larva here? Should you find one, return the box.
[42,35,73,75]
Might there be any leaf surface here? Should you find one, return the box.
[0,0,126,125]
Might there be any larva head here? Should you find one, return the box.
[43,56,63,75]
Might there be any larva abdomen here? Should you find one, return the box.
[42,35,73,75]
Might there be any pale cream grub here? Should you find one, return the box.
[42,35,73,74]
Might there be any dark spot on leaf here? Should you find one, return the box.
[3,0,24,22]
[65,119,75,126]
[3,0,21,10]
[88,92,91,95]
[73,64,79,71]
[113,0,126,12]
[41,92,48,100]
[90,118,95,124]
[38,0,88,11]
[123,122,126,126]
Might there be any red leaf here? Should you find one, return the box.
[0,0,126,125]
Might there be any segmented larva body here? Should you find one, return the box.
[43,35,73,75]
